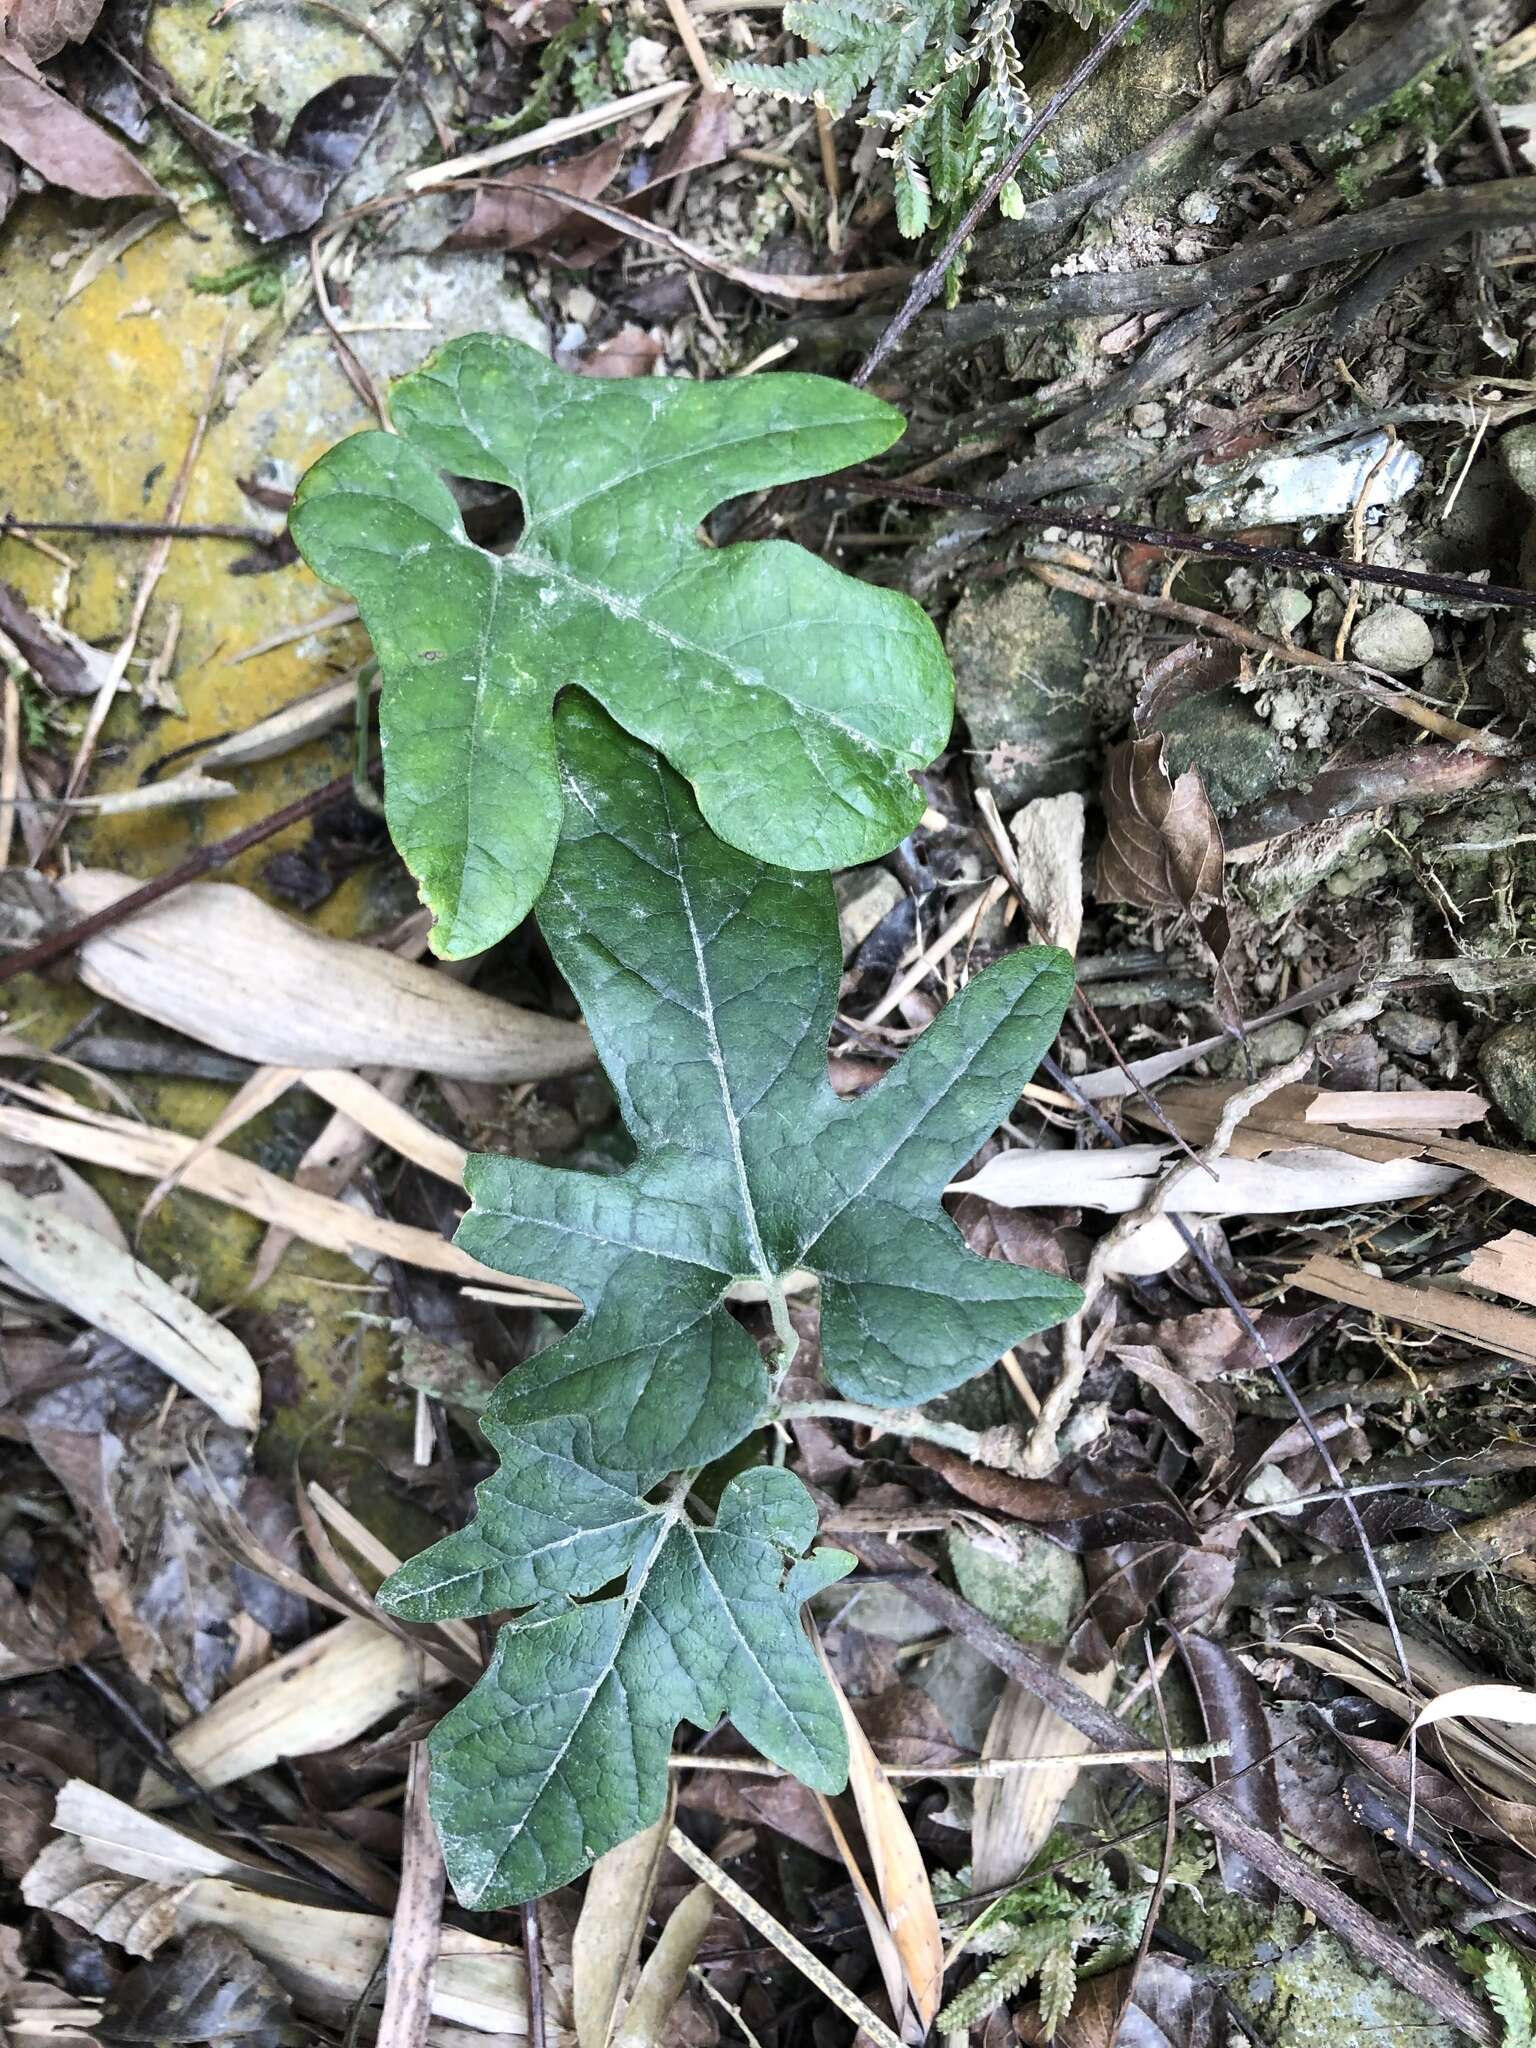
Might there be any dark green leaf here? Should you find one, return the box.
[289,335,951,956]
[404,1466,853,1907]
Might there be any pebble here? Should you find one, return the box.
[1350,603,1434,675]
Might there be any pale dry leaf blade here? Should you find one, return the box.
[0,1175,259,1429]
[573,1788,677,2048]
[1413,1686,1536,1735]
[611,1886,715,2048]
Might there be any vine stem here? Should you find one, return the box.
[771,1398,1025,1471]
[764,1273,799,1383]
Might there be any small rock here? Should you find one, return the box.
[948,1528,1083,1645]
[1377,1009,1442,1058]
[1189,432,1422,528]
[946,577,1095,807]
[1481,1019,1536,1142]
[1350,604,1434,675]
[1179,187,1221,226]
[1162,689,1313,815]
[1258,587,1312,640]
[1499,423,1536,507]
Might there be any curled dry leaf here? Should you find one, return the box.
[1095,735,1224,916]
[611,1887,715,2048]
[444,134,628,253]
[98,1926,292,2046]
[22,1837,187,1958]
[1174,1633,1280,1906]
[1413,1685,1536,1737]
[54,870,593,1082]
[0,47,167,200]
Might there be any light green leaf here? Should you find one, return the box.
[446,695,1080,1474]
[399,1466,853,1908]
[289,334,951,956]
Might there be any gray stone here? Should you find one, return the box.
[1500,423,1536,507]
[1377,1010,1442,1057]
[913,1637,1005,1752]
[947,1528,1083,1645]
[1481,1019,1536,1143]
[1350,604,1434,675]
[946,578,1094,807]
[1162,689,1313,816]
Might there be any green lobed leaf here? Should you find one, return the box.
[379,697,1080,1908]
[288,334,952,956]
[392,1466,853,1908]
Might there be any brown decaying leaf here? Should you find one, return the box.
[1174,1634,1280,1907]
[98,1926,291,2046]
[1018,1955,1228,2048]
[0,582,114,697]
[0,47,165,199]
[908,1441,1194,1549]
[4,0,103,59]
[444,134,628,252]
[1095,734,1224,916]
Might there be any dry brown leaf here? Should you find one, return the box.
[0,47,167,199]
[573,1791,677,2048]
[971,1662,1115,1893]
[21,1838,186,1956]
[820,1652,943,2034]
[0,1172,260,1429]
[506,181,911,303]
[3,0,103,64]
[444,135,628,251]
[1464,1230,1536,1307]
[376,1748,446,2048]
[142,1618,449,1805]
[1290,1252,1536,1368]
[1095,734,1224,916]
[1425,1135,1536,1205]
[56,869,593,1081]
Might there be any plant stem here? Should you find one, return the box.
[771,1398,1023,1469]
[764,1273,799,1381]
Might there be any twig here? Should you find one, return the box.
[1332,427,1398,663]
[663,0,717,90]
[404,82,690,190]
[1115,1628,1178,2041]
[1233,1498,1536,1606]
[846,476,1536,615]
[861,876,1007,1026]
[849,1571,1495,2045]
[376,1745,445,2048]
[0,767,362,987]
[0,670,17,873]
[666,1746,1228,1776]
[0,517,274,544]
[666,1827,908,2048]
[853,0,1161,383]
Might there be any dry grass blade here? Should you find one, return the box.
[54,870,594,1081]
[820,1649,943,2032]
[612,1886,714,2048]
[574,1791,677,2048]
[971,1662,1115,1894]
[0,1173,259,1429]
[0,1094,580,1303]
[137,1063,301,1233]
[49,1782,313,1896]
[665,1827,906,2048]
[141,1619,448,1805]
[1290,1252,1536,1368]
[376,1746,446,2048]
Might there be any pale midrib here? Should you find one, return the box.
[478,1495,681,1900]
[503,547,880,757]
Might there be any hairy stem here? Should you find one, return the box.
[772,1398,1025,1470]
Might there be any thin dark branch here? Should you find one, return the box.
[852,0,1162,385]
[849,1571,1495,2044]
[0,767,366,986]
[845,476,1536,613]
[2,516,277,545]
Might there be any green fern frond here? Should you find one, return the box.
[1036,1945,1078,2039]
